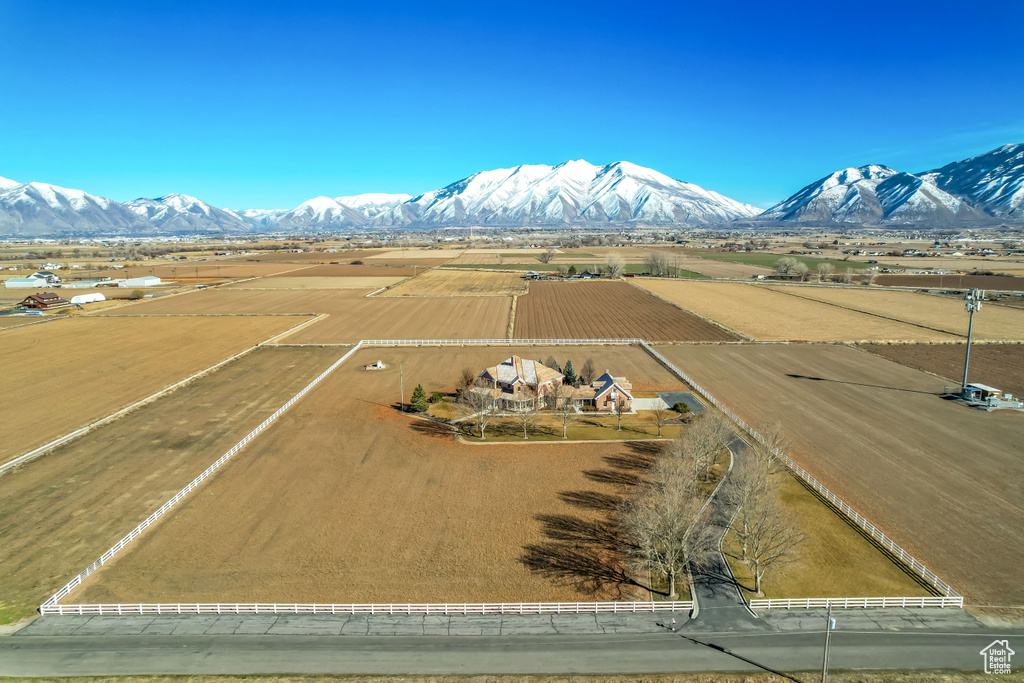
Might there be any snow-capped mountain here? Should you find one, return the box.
[0,176,20,190]
[918,143,1024,219]
[272,193,413,229]
[235,208,290,228]
[126,193,251,232]
[0,181,153,236]
[337,193,412,219]
[378,160,760,227]
[761,165,979,224]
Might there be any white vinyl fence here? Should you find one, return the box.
[638,341,962,600]
[42,601,693,616]
[361,338,644,347]
[750,596,963,610]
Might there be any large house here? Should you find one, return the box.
[19,292,69,309]
[473,356,633,412]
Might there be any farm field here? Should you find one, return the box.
[635,280,958,342]
[874,273,1024,291]
[513,281,739,342]
[95,262,308,280]
[275,264,419,277]
[0,314,308,462]
[766,285,1024,340]
[685,258,773,279]
[680,250,871,272]
[0,346,342,622]
[655,343,1024,605]
[366,249,462,260]
[241,251,386,263]
[109,289,512,343]
[864,343,1024,398]
[75,345,682,605]
[225,276,406,290]
[385,269,527,296]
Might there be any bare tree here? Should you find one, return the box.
[773,256,798,275]
[731,474,804,596]
[840,267,854,284]
[619,456,716,599]
[666,412,732,483]
[455,367,477,398]
[538,249,557,264]
[644,252,671,277]
[817,262,835,282]
[513,388,540,440]
[553,384,578,439]
[557,263,570,277]
[650,404,674,437]
[750,421,787,475]
[604,253,625,278]
[863,269,879,285]
[579,358,596,385]
[460,388,495,439]
[544,355,561,372]
[792,261,810,281]
[613,394,629,430]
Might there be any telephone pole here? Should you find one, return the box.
[821,605,835,683]
[400,362,404,412]
[961,288,983,395]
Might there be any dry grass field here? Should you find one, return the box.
[635,280,959,342]
[513,281,739,342]
[242,251,386,263]
[366,249,463,260]
[656,343,1024,605]
[0,315,307,462]
[110,289,512,343]
[224,276,407,290]
[875,273,1024,291]
[278,264,419,277]
[865,343,1024,398]
[385,269,528,296]
[684,258,773,279]
[75,345,682,605]
[767,285,1024,339]
[0,346,342,622]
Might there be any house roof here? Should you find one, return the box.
[479,356,563,387]
[23,292,68,304]
[591,371,633,400]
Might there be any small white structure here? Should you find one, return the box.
[70,293,106,305]
[364,360,386,370]
[4,277,45,289]
[119,275,162,288]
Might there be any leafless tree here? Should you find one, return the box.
[667,413,732,483]
[619,456,716,599]
[579,358,596,385]
[514,388,540,439]
[773,256,798,275]
[750,421,787,475]
[863,269,879,285]
[817,262,835,282]
[557,263,570,277]
[553,384,578,439]
[730,468,804,596]
[650,404,674,437]
[604,253,625,278]
[544,355,561,372]
[614,395,628,430]
[455,367,477,398]
[644,252,671,277]
[460,388,496,438]
[792,262,810,281]
[538,249,557,264]
[840,267,854,284]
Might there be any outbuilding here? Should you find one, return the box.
[119,275,162,288]
[70,293,106,305]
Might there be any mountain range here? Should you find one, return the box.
[1,144,1021,236]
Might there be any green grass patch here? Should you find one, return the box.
[621,263,709,278]
[688,251,886,271]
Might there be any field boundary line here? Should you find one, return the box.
[40,341,365,611]
[624,278,753,341]
[636,340,962,601]
[41,601,693,616]
[260,313,328,344]
[507,295,518,339]
[0,315,319,476]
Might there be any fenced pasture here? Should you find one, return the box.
[0,315,306,462]
[73,345,684,606]
[385,269,528,296]
[768,285,1024,340]
[654,342,1024,605]
[513,281,740,342]
[0,346,342,622]
[635,281,958,342]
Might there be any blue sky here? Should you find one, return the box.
[1,0,1022,209]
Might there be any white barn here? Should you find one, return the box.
[119,275,162,288]
[70,293,106,305]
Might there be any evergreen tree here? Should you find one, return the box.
[563,360,577,386]
[568,265,577,274]
[411,384,429,412]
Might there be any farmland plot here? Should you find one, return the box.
[75,345,681,605]
[95,262,309,280]
[0,315,307,462]
[874,274,1024,291]
[385,269,527,296]
[513,281,739,342]
[275,264,418,277]
[225,276,406,290]
[656,343,1024,605]
[767,285,1024,339]
[865,343,1024,398]
[0,347,341,621]
[635,280,958,342]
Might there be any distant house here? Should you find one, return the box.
[19,292,69,309]
[32,270,62,284]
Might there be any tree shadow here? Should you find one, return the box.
[785,374,936,395]
[558,490,622,512]
[407,420,455,439]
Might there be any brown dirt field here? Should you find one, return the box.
[75,345,682,605]
[766,285,1024,340]
[875,273,1024,291]
[385,269,527,296]
[242,251,387,263]
[276,264,419,277]
[655,343,1024,605]
[94,263,309,280]
[513,281,739,342]
[0,346,342,622]
[107,289,512,343]
[224,276,406,290]
[635,281,959,342]
[362,258,454,267]
[864,343,1024,398]
[366,249,463,260]
[0,315,307,462]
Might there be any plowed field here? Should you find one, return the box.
[875,274,1024,291]
[655,343,1024,605]
[0,346,342,621]
[865,343,1024,398]
[513,281,739,342]
[75,345,680,604]
[95,262,308,280]
[225,276,406,290]
[275,264,418,277]
[0,315,308,462]
[385,269,527,296]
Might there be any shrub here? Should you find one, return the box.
[129,289,146,299]
[673,402,691,414]
[429,392,444,404]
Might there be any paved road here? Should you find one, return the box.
[3,628,1019,676]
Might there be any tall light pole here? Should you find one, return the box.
[961,288,983,395]
[821,605,835,683]
[400,362,404,412]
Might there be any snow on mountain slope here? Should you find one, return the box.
[0,182,151,236]
[0,176,20,189]
[761,165,978,224]
[273,196,368,229]
[336,193,413,220]
[918,143,1024,218]
[126,193,251,232]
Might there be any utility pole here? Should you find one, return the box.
[400,362,404,412]
[821,605,835,683]
[961,288,983,395]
